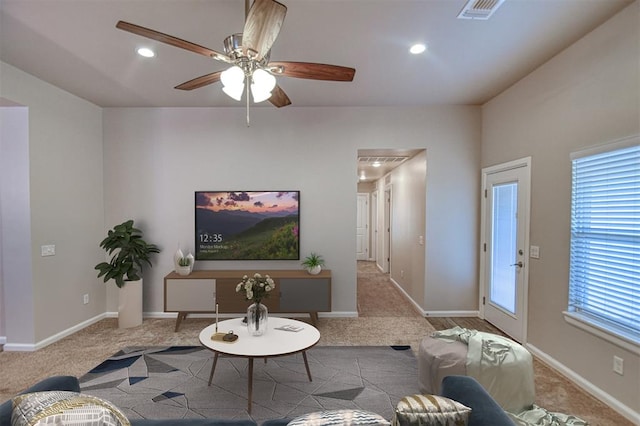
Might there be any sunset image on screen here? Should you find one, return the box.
[195,191,300,260]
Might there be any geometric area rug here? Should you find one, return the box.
[79,346,419,424]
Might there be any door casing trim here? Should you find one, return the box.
[479,156,531,343]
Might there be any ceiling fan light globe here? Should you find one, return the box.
[221,65,244,87]
[252,68,276,92]
[251,84,272,103]
[223,84,244,101]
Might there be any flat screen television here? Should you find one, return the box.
[195,191,300,260]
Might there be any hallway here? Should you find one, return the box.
[357,260,422,318]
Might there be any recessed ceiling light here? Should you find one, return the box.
[137,47,155,58]
[409,43,426,55]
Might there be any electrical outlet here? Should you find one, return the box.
[613,356,624,375]
[400,270,404,278]
[83,294,89,305]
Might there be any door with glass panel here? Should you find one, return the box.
[482,159,531,342]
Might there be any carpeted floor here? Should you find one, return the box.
[0,261,633,425]
[79,345,419,424]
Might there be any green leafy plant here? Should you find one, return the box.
[178,257,191,267]
[301,252,325,268]
[95,219,161,288]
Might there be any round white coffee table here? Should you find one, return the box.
[199,317,320,413]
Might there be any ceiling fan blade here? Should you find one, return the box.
[174,71,223,91]
[269,85,291,108]
[268,61,356,81]
[116,21,231,63]
[242,0,287,61]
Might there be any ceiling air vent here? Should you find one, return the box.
[457,0,506,20]
[358,156,409,166]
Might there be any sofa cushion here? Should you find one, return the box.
[392,394,470,426]
[287,410,390,426]
[0,376,81,426]
[131,420,257,426]
[11,391,130,426]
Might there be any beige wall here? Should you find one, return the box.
[102,106,480,317]
[0,62,105,348]
[394,152,427,309]
[482,1,639,416]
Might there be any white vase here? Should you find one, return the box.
[176,266,191,276]
[174,248,184,272]
[307,265,322,275]
[118,279,143,328]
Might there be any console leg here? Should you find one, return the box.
[174,312,187,332]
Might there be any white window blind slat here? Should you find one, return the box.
[569,144,640,341]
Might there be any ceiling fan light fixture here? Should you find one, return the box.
[251,85,272,103]
[221,65,245,101]
[223,85,244,101]
[251,68,277,103]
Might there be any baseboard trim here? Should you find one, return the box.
[527,343,639,424]
[389,277,427,316]
[3,313,106,352]
[424,310,480,317]
[140,311,359,319]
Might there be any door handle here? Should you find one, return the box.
[511,261,524,268]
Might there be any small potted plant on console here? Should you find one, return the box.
[176,256,192,276]
[302,252,325,275]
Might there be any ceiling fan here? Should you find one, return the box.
[116,0,356,116]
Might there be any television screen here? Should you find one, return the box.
[195,191,300,260]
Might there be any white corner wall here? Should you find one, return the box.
[0,106,33,344]
[103,106,480,317]
[481,2,639,418]
[0,62,105,348]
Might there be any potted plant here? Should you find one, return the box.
[95,219,160,328]
[301,252,325,275]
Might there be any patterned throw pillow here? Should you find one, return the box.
[392,394,471,426]
[11,391,130,426]
[287,409,390,426]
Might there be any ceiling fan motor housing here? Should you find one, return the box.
[223,33,243,57]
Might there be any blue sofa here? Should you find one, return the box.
[1,375,513,426]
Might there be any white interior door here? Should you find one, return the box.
[371,192,378,263]
[481,158,531,342]
[356,193,369,260]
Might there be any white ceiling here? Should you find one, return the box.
[0,0,632,109]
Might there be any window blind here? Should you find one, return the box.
[569,144,640,339]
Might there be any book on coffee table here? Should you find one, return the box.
[275,324,304,332]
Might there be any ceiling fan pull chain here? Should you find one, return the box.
[246,74,251,127]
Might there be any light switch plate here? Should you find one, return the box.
[41,245,55,256]
[530,245,540,259]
